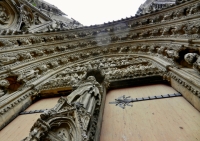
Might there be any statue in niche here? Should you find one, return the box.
[0,79,10,97]
[17,4,33,31]
[56,128,71,141]
[184,53,200,73]
[66,75,102,138]
[27,75,103,141]
[21,10,31,27]
[0,5,9,25]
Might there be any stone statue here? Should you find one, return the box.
[85,62,92,70]
[188,3,200,15]
[34,13,41,25]
[0,5,9,25]
[0,40,15,47]
[67,76,101,114]
[165,49,179,59]
[184,53,200,73]
[19,52,32,59]
[0,55,19,66]
[0,79,10,97]
[17,69,39,82]
[19,4,32,28]
[20,38,32,45]
[38,64,50,72]
[162,13,171,22]
[50,61,59,68]
[157,46,166,54]
[33,50,44,56]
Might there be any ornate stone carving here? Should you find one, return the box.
[162,12,172,22]
[32,49,44,56]
[19,52,32,59]
[24,74,103,141]
[0,79,10,97]
[20,38,32,45]
[184,53,200,73]
[49,61,59,68]
[18,4,33,32]
[31,37,45,44]
[0,40,18,47]
[37,64,50,73]
[165,49,179,59]
[17,69,39,82]
[188,3,200,15]
[45,36,54,42]
[183,22,200,36]
[161,27,170,36]
[0,4,9,25]
[0,55,19,66]
[34,13,41,25]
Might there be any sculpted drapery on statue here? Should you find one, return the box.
[67,76,101,114]
[23,73,104,141]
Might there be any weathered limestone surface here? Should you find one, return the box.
[0,0,200,141]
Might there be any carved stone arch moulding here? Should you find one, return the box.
[31,55,166,91]
[0,55,199,140]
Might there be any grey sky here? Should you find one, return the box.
[45,0,146,26]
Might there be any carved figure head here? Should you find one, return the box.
[0,79,9,87]
[87,76,96,81]
[184,53,198,64]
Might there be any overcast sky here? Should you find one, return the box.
[45,0,146,26]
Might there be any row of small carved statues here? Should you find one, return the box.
[1,51,198,92]
[0,56,133,85]
[1,53,199,97]
[1,21,199,49]
[0,49,68,67]
[105,64,162,79]
[0,44,194,71]
[42,62,160,90]
[136,1,199,19]
[1,1,199,46]
[55,57,135,75]
[0,35,64,47]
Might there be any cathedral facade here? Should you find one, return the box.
[0,0,200,140]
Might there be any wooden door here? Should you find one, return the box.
[0,97,60,141]
[100,84,200,141]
